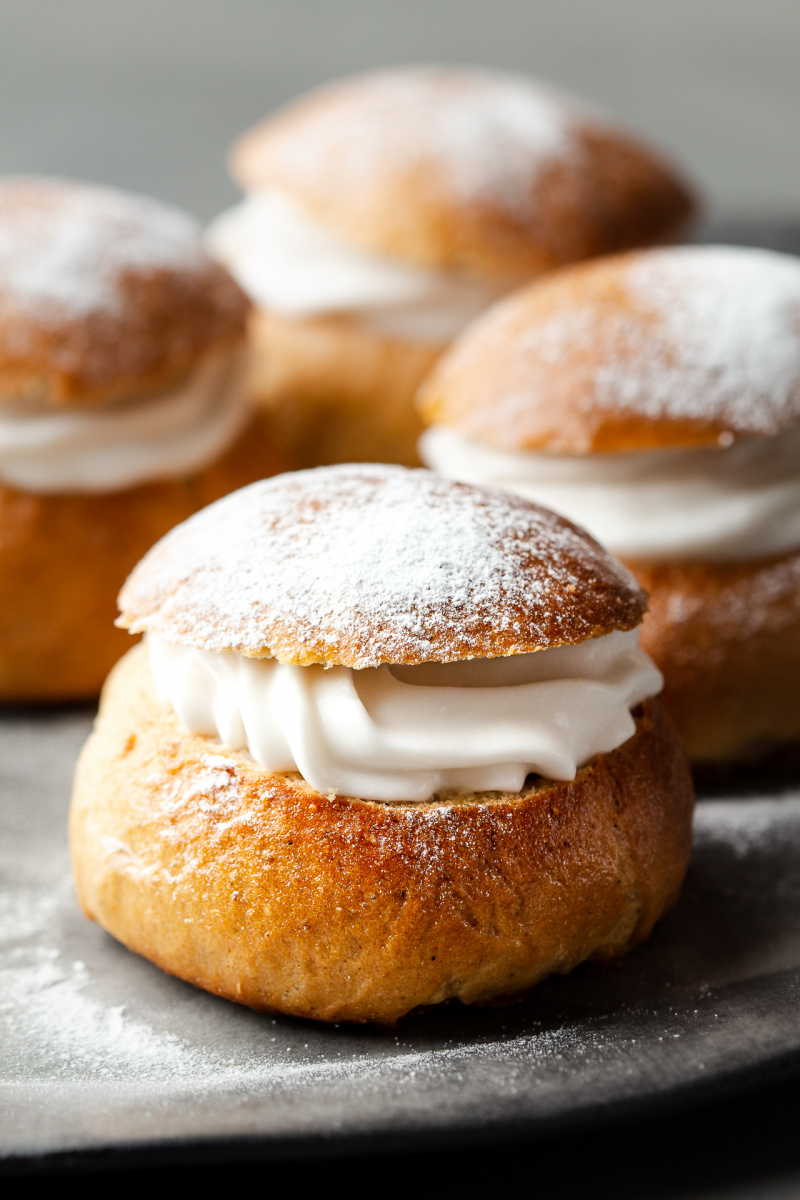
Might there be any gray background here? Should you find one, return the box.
[1,0,799,224]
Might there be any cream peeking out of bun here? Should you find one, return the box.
[71,465,693,1023]
[0,177,283,700]
[419,244,800,765]
[208,65,697,470]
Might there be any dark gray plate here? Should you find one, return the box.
[2,710,800,1166]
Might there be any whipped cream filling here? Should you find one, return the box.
[0,347,251,493]
[148,628,661,803]
[206,190,510,343]
[420,424,800,562]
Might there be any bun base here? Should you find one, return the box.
[248,308,442,468]
[0,416,283,702]
[632,550,800,765]
[70,645,694,1024]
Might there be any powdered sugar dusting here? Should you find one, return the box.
[1,883,200,1084]
[694,796,800,859]
[620,245,800,431]
[119,464,643,667]
[264,66,591,217]
[0,178,208,323]
[532,246,800,435]
[659,551,800,654]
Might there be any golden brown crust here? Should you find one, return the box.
[248,307,441,468]
[0,416,284,701]
[70,645,694,1024]
[419,246,800,452]
[0,178,250,409]
[631,551,800,765]
[118,465,647,668]
[231,67,696,278]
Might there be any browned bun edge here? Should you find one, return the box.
[230,67,697,278]
[630,550,800,765]
[0,414,284,702]
[70,644,694,1024]
[116,465,648,668]
[247,307,441,468]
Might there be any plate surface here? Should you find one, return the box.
[2,710,800,1164]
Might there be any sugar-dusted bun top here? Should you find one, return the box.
[420,244,800,453]
[231,66,696,279]
[118,464,645,668]
[0,178,250,408]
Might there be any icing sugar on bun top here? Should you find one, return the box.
[229,66,697,280]
[0,177,249,408]
[420,244,800,453]
[419,245,800,562]
[118,463,646,667]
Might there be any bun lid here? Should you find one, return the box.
[0,178,250,409]
[419,244,800,453]
[118,464,646,668]
[231,65,696,279]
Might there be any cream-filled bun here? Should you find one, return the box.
[0,178,284,701]
[419,244,800,766]
[208,65,697,470]
[71,465,693,1024]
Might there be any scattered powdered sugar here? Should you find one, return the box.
[2,948,196,1081]
[530,245,800,435]
[160,753,250,830]
[0,839,599,1104]
[0,178,208,324]
[119,464,642,667]
[183,754,241,801]
[694,796,800,860]
[0,882,199,1084]
[263,66,595,217]
[5,732,800,1144]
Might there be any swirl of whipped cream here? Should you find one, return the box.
[0,347,251,493]
[206,191,510,343]
[148,628,661,803]
[420,424,800,562]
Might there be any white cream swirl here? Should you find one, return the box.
[148,628,661,803]
[420,424,800,562]
[206,191,510,343]
[0,347,251,494]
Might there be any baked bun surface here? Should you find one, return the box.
[420,244,800,452]
[248,309,437,468]
[231,66,696,278]
[634,550,800,764]
[0,415,283,701]
[71,645,693,1024]
[118,463,646,667]
[0,178,249,408]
